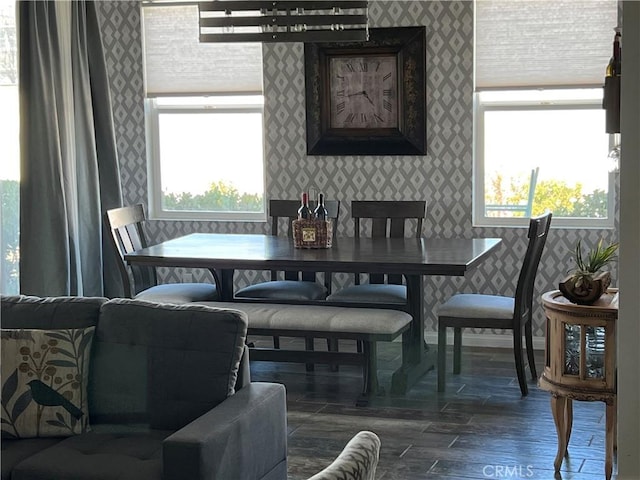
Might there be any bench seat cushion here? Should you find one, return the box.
[198,302,412,340]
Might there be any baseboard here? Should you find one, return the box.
[425,332,546,350]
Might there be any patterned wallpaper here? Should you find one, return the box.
[96,0,619,340]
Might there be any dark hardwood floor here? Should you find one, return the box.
[248,336,615,480]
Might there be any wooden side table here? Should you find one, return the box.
[539,289,618,480]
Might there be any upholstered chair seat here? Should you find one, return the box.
[438,294,515,319]
[235,279,327,301]
[134,283,218,304]
[327,284,406,304]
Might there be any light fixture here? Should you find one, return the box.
[198,1,369,43]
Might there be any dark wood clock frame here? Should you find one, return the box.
[304,26,427,156]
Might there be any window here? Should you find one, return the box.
[146,95,265,221]
[473,0,618,228]
[142,3,265,221]
[0,1,19,294]
[474,89,614,228]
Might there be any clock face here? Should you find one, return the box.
[328,54,398,130]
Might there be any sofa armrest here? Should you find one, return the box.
[236,344,251,389]
[163,382,287,480]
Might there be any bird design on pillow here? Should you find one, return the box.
[26,380,84,420]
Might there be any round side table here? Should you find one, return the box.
[539,289,618,480]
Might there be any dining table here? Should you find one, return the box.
[124,233,502,394]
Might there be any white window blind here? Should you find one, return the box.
[475,0,619,90]
[142,4,263,96]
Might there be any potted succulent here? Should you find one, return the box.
[559,239,619,305]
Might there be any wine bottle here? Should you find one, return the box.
[297,192,312,219]
[605,28,621,77]
[314,193,328,221]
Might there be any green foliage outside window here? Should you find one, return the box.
[486,173,608,218]
[1,179,19,293]
[162,180,263,212]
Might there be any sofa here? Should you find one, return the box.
[1,295,288,480]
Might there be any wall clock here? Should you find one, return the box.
[305,26,426,156]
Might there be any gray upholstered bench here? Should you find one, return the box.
[198,302,412,404]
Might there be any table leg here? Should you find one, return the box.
[551,395,570,472]
[605,399,616,480]
[357,341,380,407]
[565,398,573,447]
[212,268,235,301]
[391,274,434,394]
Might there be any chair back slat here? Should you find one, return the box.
[105,204,158,297]
[514,212,553,325]
[351,201,426,285]
[268,198,341,283]
[371,218,388,237]
[389,218,406,238]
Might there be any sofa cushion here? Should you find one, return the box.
[0,295,105,330]
[9,430,171,480]
[1,327,95,439]
[89,299,248,431]
[0,438,64,480]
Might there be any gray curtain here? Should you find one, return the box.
[18,0,123,297]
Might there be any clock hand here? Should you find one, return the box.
[347,90,366,97]
[361,91,375,106]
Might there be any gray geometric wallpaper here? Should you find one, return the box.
[97,0,619,341]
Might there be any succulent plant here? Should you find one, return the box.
[569,239,618,289]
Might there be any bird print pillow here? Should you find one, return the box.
[1,327,95,438]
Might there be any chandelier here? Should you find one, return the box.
[197,1,369,42]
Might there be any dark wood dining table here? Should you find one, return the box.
[124,233,501,394]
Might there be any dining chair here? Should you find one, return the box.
[235,199,340,360]
[307,430,380,480]
[436,212,552,396]
[326,200,426,307]
[104,204,219,303]
[235,199,341,302]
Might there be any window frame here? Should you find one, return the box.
[473,90,615,229]
[145,95,267,222]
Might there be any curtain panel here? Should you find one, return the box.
[18,0,123,297]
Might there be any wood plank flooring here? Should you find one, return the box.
[248,336,616,480]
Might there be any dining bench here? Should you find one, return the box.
[197,301,412,405]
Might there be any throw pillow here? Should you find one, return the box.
[1,327,95,439]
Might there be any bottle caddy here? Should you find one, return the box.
[293,192,333,249]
